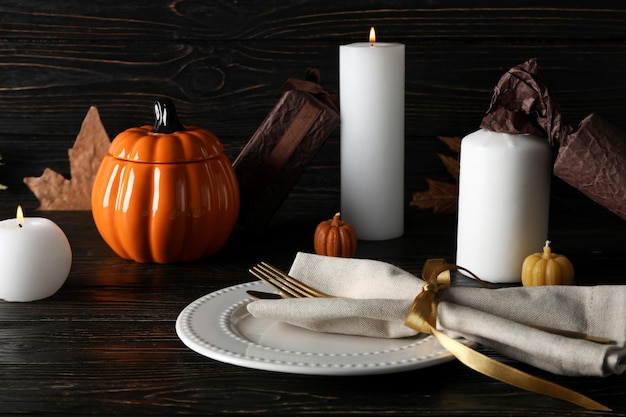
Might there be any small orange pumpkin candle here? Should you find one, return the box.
[314,212,357,258]
[521,240,574,286]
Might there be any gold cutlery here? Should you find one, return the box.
[245,290,282,300]
[248,261,333,298]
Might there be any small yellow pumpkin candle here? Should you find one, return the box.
[314,212,357,258]
[521,240,574,286]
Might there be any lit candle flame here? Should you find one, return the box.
[16,205,24,228]
[369,26,376,43]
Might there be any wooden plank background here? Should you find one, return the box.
[0,0,625,222]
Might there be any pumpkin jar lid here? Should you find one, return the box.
[108,98,224,163]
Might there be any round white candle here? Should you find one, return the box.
[339,30,405,240]
[456,129,552,283]
[0,209,72,302]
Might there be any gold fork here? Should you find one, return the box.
[248,262,332,298]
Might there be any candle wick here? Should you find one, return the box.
[18,223,23,228]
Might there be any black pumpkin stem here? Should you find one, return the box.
[152,98,184,134]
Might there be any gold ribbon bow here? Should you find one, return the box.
[405,259,611,412]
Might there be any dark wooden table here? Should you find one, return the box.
[1,208,625,416]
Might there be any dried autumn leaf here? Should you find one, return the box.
[23,106,110,210]
[410,179,458,214]
[438,153,460,181]
[411,136,461,213]
[438,136,461,153]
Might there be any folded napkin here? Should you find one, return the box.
[247,252,626,379]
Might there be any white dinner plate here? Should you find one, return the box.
[175,281,455,375]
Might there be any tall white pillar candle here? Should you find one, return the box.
[0,206,72,302]
[339,28,404,241]
[456,129,552,283]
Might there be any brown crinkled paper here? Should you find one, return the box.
[480,58,626,220]
[233,68,339,232]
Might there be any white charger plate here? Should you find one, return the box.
[175,281,454,375]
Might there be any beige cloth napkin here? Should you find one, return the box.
[247,252,626,377]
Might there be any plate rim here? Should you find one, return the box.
[175,281,454,375]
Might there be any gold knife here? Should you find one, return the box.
[246,290,282,300]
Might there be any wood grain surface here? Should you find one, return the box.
[0,209,624,416]
[0,1,624,219]
[1,5,626,412]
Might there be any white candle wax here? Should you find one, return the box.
[339,36,405,240]
[0,214,72,302]
[456,129,552,283]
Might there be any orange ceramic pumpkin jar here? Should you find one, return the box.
[91,98,240,263]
